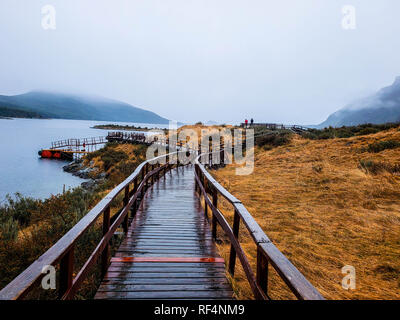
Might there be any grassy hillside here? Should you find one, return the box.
[0,91,169,124]
[0,106,45,119]
[211,127,400,300]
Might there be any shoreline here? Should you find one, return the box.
[62,159,106,191]
[91,124,166,132]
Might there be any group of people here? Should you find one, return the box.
[244,118,254,128]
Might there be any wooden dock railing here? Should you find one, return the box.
[0,150,188,300]
[194,149,324,300]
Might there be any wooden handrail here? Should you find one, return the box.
[1,130,323,300]
[194,151,324,300]
[0,150,187,300]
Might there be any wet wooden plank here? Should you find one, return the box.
[104,272,227,279]
[97,284,233,292]
[100,278,230,285]
[106,266,226,273]
[109,262,225,268]
[95,291,234,300]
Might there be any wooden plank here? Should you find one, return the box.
[111,257,224,263]
[100,278,229,285]
[122,239,215,245]
[95,291,233,300]
[109,262,225,268]
[97,284,233,292]
[106,267,226,273]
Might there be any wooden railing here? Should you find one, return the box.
[0,150,189,300]
[51,136,107,150]
[106,132,147,144]
[239,123,309,132]
[194,150,324,300]
[1,131,323,300]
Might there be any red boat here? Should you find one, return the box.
[38,149,73,161]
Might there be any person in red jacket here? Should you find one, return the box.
[244,119,248,127]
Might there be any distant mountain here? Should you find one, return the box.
[318,77,400,128]
[0,91,169,124]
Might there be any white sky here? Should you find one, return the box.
[0,0,400,124]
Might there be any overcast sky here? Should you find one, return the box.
[0,0,400,124]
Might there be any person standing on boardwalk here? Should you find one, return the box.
[250,118,254,126]
[245,119,248,128]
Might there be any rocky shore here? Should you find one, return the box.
[63,160,106,191]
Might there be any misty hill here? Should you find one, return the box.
[0,91,169,124]
[318,77,400,128]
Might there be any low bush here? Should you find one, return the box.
[304,123,400,140]
[0,193,40,227]
[359,159,400,174]
[255,132,292,148]
[366,140,400,153]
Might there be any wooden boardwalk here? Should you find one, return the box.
[95,165,234,300]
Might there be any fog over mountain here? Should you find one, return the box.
[318,77,400,128]
[1,1,400,124]
[0,91,169,124]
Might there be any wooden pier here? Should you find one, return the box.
[39,132,149,160]
[240,123,309,134]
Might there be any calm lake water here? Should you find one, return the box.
[0,118,165,203]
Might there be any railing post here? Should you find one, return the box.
[141,165,145,197]
[144,163,148,190]
[101,207,111,277]
[123,185,129,233]
[151,164,155,185]
[194,165,198,193]
[256,246,269,296]
[132,178,138,218]
[204,175,209,220]
[59,245,74,299]
[212,188,218,240]
[229,209,240,275]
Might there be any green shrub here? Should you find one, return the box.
[0,193,40,227]
[359,159,400,174]
[115,160,141,178]
[85,142,118,162]
[367,140,400,153]
[256,132,292,148]
[304,123,400,140]
[86,143,129,170]
[102,150,128,171]
[0,218,19,242]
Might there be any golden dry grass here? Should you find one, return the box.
[210,128,400,300]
